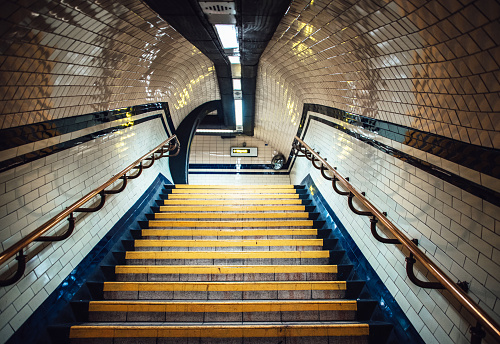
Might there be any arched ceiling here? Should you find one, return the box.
[254,0,499,156]
[0,0,219,129]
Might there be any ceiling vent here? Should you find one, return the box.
[199,2,236,15]
[199,2,236,24]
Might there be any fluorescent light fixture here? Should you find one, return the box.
[235,99,243,126]
[215,24,238,49]
[233,79,241,90]
[196,129,237,133]
[228,56,240,64]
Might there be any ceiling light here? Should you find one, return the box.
[235,99,243,126]
[233,79,241,90]
[215,24,238,49]
[228,56,240,64]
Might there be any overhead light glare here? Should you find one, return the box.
[233,79,241,90]
[235,99,243,126]
[215,24,238,48]
[228,56,240,64]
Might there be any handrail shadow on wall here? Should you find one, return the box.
[292,136,499,344]
[0,135,180,287]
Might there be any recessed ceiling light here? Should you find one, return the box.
[228,56,240,64]
[215,24,238,49]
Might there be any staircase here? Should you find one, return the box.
[65,184,391,343]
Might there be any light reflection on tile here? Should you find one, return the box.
[0,0,219,131]
[256,0,500,155]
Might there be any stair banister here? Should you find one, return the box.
[292,136,500,343]
[0,135,180,287]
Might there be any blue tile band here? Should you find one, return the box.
[5,173,172,344]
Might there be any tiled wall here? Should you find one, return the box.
[189,134,280,165]
[0,0,219,130]
[189,173,291,185]
[0,112,172,342]
[255,0,500,159]
[290,115,500,344]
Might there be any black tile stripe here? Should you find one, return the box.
[296,104,499,179]
[292,113,500,207]
[0,102,174,151]
[0,114,164,173]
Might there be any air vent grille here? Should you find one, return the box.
[199,2,236,15]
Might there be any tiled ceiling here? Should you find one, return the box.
[255,0,500,157]
[0,0,219,129]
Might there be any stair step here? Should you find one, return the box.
[163,199,304,205]
[153,212,309,219]
[124,250,329,265]
[169,184,297,189]
[141,228,318,238]
[70,322,370,343]
[134,238,323,251]
[114,264,338,282]
[148,220,314,228]
[165,194,300,199]
[170,189,298,194]
[102,281,348,300]
[86,300,358,322]
[158,205,306,212]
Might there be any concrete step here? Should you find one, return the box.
[157,205,309,212]
[69,322,371,344]
[163,199,304,205]
[100,281,349,300]
[164,194,301,199]
[151,212,310,220]
[138,228,318,239]
[133,238,324,251]
[169,188,299,194]
[114,264,339,282]
[147,220,314,228]
[166,184,298,189]
[124,250,330,265]
[85,300,359,322]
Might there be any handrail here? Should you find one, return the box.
[0,135,180,286]
[292,136,499,343]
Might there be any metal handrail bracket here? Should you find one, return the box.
[292,136,499,343]
[0,135,180,286]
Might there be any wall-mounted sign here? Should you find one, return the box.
[231,147,258,157]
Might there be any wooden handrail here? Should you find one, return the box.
[293,136,499,342]
[0,135,180,285]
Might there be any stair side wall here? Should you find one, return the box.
[290,118,500,344]
[0,115,172,343]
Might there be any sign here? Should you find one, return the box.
[231,147,258,157]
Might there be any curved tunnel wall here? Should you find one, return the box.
[0,0,220,341]
[0,0,219,130]
[253,0,499,343]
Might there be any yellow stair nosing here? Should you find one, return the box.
[153,212,309,219]
[173,185,296,189]
[125,250,329,259]
[88,300,358,313]
[141,228,318,236]
[103,281,348,292]
[163,200,303,205]
[134,239,323,247]
[70,323,370,338]
[148,220,313,228]
[114,265,338,274]
[158,205,306,212]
